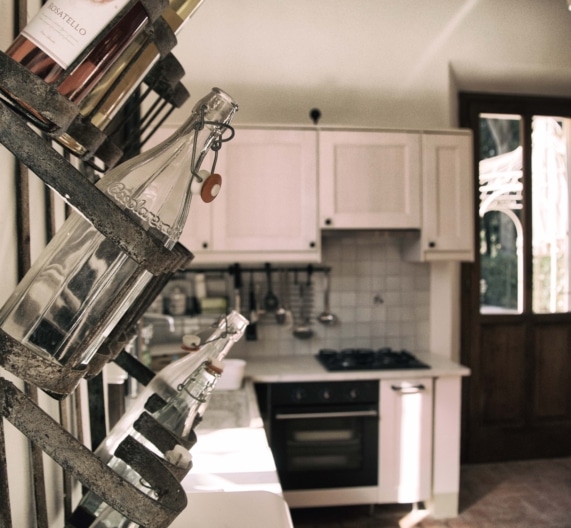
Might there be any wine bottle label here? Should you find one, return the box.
[21,0,132,69]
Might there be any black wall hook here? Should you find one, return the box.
[309,108,321,125]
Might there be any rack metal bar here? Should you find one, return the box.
[87,375,107,452]
[26,385,49,528]
[58,400,73,520]
[114,351,157,386]
[0,377,187,527]
[0,417,11,528]
[0,100,189,276]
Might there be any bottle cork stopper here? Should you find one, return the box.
[208,358,224,375]
[190,169,211,195]
[200,173,222,203]
[181,334,201,351]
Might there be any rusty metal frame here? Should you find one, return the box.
[0,377,188,527]
[0,98,190,277]
[0,0,208,522]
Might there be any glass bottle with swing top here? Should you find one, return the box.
[0,87,238,373]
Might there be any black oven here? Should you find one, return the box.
[259,380,379,491]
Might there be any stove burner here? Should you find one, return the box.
[316,347,430,371]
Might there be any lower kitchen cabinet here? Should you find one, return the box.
[378,378,433,504]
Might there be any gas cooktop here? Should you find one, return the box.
[316,348,430,371]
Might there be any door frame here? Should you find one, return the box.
[459,92,571,463]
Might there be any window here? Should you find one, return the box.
[478,112,571,314]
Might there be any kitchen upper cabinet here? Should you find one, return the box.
[402,131,474,262]
[180,127,320,263]
[318,130,421,229]
[378,378,433,504]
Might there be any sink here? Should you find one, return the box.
[198,380,262,431]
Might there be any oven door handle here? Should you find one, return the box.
[275,410,378,420]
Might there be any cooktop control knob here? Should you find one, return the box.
[319,388,331,401]
[291,387,307,402]
[347,387,359,400]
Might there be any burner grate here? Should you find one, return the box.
[316,348,430,371]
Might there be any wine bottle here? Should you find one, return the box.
[81,0,205,123]
[56,0,204,159]
[6,0,134,78]
[1,0,167,127]
[0,88,238,375]
[65,311,248,527]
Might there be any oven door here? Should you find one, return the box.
[270,404,379,490]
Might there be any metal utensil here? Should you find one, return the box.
[275,269,287,325]
[231,263,242,314]
[263,263,279,312]
[293,280,313,339]
[318,268,338,326]
[245,272,258,341]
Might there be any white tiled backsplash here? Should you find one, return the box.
[152,233,430,359]
[231,233,430,358]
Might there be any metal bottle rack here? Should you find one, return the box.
[0,1,205,524]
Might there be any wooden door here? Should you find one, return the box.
[460,93,571,463]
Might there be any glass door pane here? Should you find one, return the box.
[479,115,522,314]
[531,116,571,314]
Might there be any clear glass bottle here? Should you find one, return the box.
[0,88,238,373]
[167,287,187,316]
[65,310,248,527]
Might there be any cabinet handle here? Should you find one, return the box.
[391,384,426,394]
[324,218,332,226]
[202,242,208,249]
[428,241,436,248]
[309,241,316,248]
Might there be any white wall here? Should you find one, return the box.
[167,0,571,129]
[0,2,70,524]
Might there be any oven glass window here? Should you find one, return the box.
[287,417,363,472]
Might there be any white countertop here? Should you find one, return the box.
[178,381,293,527]
[182,381,280,496]
[170,490,294,528]
[243,352,470,382]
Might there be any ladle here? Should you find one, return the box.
[263,263,279,312]
[275,269,287,325]
[318,268,338,326]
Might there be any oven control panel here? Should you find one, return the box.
[269,380,379,406]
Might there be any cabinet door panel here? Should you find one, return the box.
[319,131,421,229]
[378,378,433,503]
[211,129,318,255]
[421,132,473,257]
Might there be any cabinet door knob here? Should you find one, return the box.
[324,218,332,226]
[309,241,316,248]
[202,242,209,249]
[428,241,436,248]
